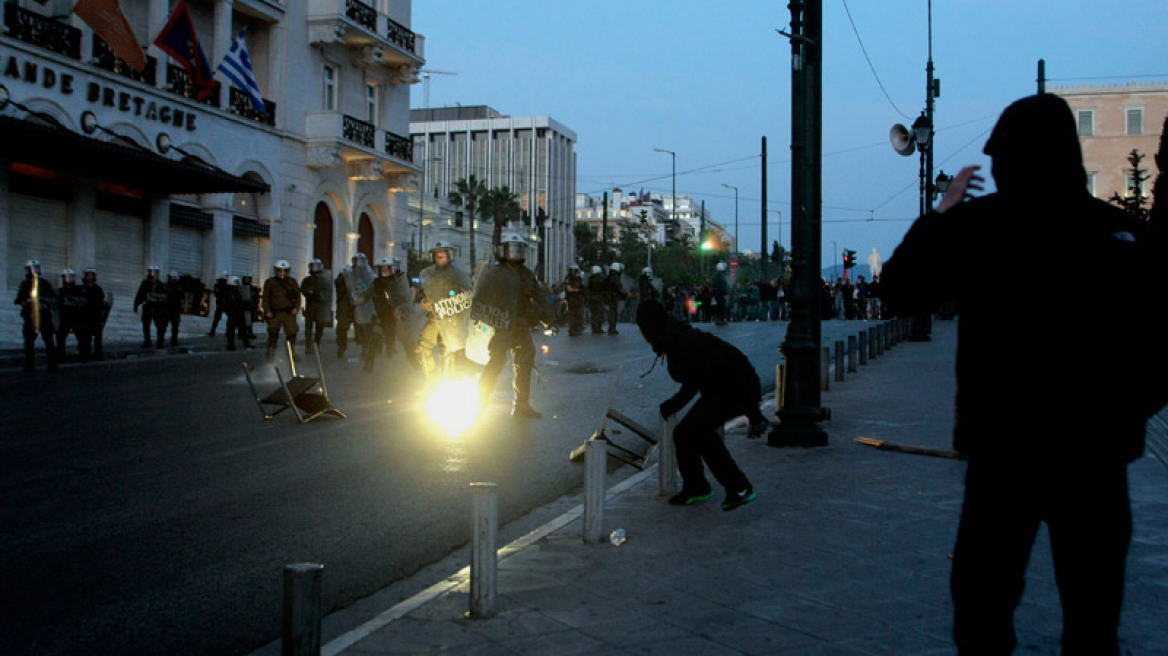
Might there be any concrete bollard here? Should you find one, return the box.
[820,346,830,391]
[847,335,857,373]
[282,563,323,656]
[468,482,498,619]
[858,331,868,365]
[834,340,845,382]
[583,438,606,544]
[658,414,678,497]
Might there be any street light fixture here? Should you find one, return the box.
[654,148,676,248]
[721,183,738,254]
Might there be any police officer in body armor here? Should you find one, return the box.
[476,234,547,418]
[262,260,302,361]
[134,265,169,348]
[586,265,606,335]
[711,262,729,326]
[416,241,473,383]
[334,262,356,359]
[15,259,58,372]
[343,253,378,371]
[80,267,109,361]
[604,263,627,335]
[222,276,253,351]
[56,268,86,361]
[240,273,259,340]
[564,264,584,336]
[207,272,229,337]
[300,259,332,355]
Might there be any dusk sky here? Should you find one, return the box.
[413,1,1168,264]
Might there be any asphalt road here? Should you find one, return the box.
[0,320,794,655]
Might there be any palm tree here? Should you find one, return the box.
[483,186,521,250]
[448,175,488,274]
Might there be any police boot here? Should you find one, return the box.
[511,371,542,419]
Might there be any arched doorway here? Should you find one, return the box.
[358,212,374,259]
[314,202,334,270]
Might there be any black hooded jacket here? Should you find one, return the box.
[882,94,1164,463]
[636,301,761,414]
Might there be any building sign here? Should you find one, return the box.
[2,48,198,131]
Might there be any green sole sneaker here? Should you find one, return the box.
[721,487,756,511]
[669,490,714,506]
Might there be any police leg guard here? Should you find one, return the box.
[511,369,541,419]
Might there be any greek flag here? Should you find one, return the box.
[217,31,266,115]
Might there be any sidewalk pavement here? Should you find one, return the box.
[252,319,1168,656]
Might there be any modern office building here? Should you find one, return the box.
[409,105,577,282]
[1056,82,1168,200]
[1,0,424,344]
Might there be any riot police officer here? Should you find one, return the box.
[80,267,109,361]
[564,264,584,336]
[342,253,377,369]
[165,270,184,347]
[56,268,86,360]
[586,265,606,335]
[240,273,259,340]
[300,259,332,355]
[223,276,252,351]
[262,260,301,361]
[604,262,627,335]
[14,259,58,372]
[712,262,729,327]
[134,265,168,348]
[207,272,229,337]
[416,241,473,383]
[474,234,547,418]
[334,262,356,359]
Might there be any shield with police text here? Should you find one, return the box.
[420,262,473,351]
[465,264,521,365]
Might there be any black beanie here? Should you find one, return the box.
[636,300,668,354]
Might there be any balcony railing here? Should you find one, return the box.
[342,115,375,149]
[228,87,277,126]
[385,18,416,54]
[384,131,413,162]
[3,3,81,60]
[167,63,221,108]
[92,36,157,86]
[345,0,377,31]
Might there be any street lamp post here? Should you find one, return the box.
[654,147,676,254]
[722,183,738,254]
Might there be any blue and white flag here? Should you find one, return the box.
[217,31,266,115]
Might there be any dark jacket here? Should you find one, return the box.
[882,94,1163,463]
[636,301,761,415]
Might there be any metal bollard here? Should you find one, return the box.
[776,363,785,411]
[658,414,679,497]
[834,340,845,382]
[583,438,606,544]
[847,335,857,373]
[820,346,830,391]
[468,482,498,619]
[282,563,323,656]
[858,331,868,365]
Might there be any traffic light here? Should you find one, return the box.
[843,249,857,269]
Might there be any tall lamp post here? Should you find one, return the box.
[654,147,676,252]
[721,183,738,254]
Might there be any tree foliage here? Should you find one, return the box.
[1109,149,1151,222]
[448,175,488,272]
[1149,114,1168,237]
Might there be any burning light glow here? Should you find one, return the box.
[425,377,480,436]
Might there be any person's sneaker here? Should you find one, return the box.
[748,418,769,439]
[721,486,756,511]
[668,488,714,506]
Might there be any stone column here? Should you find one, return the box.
[67,178,98,270]
[211,208,234,281]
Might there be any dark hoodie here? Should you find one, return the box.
[882,94,1163,462]
[636,301,761,414]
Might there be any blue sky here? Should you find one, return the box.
[413,1,1168,263]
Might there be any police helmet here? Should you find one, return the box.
[642,267,653,276]
[83,267,98,281]
[308,259,323,273]
[590,265,603,275]
[218,271,229,280]
[374,257,395,275]
[25,259,42,275]
[608,262,623,273]
[61,268,76,283]
[428,241,454,263]
[715,262,727,272]
[227,275,241,286]
[351,252,368,267]
[498,233,527,263]
[568,263,580,271]
[274,259,291,271]
[147,265,161,275]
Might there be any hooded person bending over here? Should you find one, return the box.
[635,300,768,511]
[882,94,1167,656]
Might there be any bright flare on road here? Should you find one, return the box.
[425,377,480,436]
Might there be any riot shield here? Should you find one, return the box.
[386,271,412,309]
[345,266,376,325]
[465,264,520,365]
[420,263,473,352]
